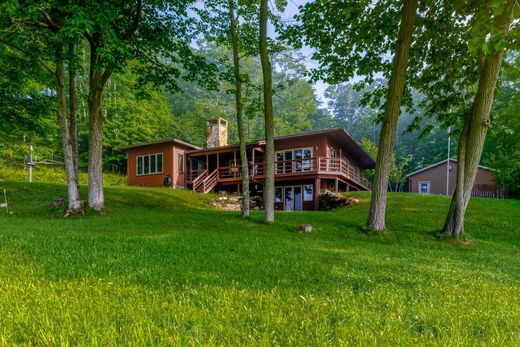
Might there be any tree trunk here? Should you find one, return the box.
[69,43,79,176]
[367,0,418,231]
[87,44,110,212]
[442,6,510,238]
[55,46,82,212]
[229,0,250,218]
[259,0,274,223]
[442,49,505,237]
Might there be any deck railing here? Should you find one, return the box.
[189,157,370,189]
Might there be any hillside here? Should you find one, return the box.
[0,182,519,345]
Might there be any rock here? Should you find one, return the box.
[211,194,263,211]
[50,198,65,208]
[300,224,313,233]
[318,190,359,211]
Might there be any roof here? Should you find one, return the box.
[187,128,376,169]
[405,158,494,178]
[118,138,200,151]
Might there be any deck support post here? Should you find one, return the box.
[233,151,237,178]
[252,149,255,176]
[335,178,339,192]
[314,178,321,210]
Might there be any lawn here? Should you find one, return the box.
[0,181,519,346]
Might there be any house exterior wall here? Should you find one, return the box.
[127,142,191,188]
[274,178,318,211]
[274,133,329,157]
[408,161,495,195]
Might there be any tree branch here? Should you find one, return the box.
[11,17,50,29]
[40,10,60,31]
[0,39,54,74]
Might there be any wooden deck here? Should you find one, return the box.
[188,157,371,192]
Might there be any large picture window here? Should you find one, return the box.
[276,147,313,173]
[137,153,163,176]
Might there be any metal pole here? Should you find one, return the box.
[29,143,33,183]
[3,189,8,214]
[446,127,451,195]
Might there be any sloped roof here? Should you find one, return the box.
[118,138,200,151]
[405,158,494,178]
[186,128,376,169]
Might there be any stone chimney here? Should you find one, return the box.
[207,118,228,148]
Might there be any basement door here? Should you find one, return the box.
[284,186,303,211]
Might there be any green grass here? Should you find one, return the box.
[0,181,519,346]
[0,166,126,186]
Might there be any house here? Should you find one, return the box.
[120,118,376,210]
[406,158,502,198]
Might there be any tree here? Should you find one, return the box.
[288,0,419,230]
[197,0,258,218]
[259,0,275,223]
[442,1,516,237]
[365,0,418,230]
[404,0,518,237]
[69,0,216,211]
[1,2,83,212]
[228,0,250,217]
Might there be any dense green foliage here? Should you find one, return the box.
[484,53,520,194]
[0,182,519,344]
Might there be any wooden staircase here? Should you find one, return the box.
[192,169,219,194]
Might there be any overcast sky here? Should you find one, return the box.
[278,0,330,106]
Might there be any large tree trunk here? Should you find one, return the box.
[442,6,510,238]
[229,0,250,218]
[367,0,418,231]
[69,43,79,177]
[87,44,110,212]
[55,46,82,212]
[442,49,505,237]
[259,0,274,223]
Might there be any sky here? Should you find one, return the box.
[278,0,330,106]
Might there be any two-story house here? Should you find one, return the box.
[121,118,375,210]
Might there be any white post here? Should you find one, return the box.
[446,127,451,195]
[3,189,8,214]
[29,143,33,183]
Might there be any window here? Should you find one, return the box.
[157,154,163,173]
[304,184,313,201]
[303,148,312,171]
[276,147,313,173]
[137,153,163,176]
[137,156,143,175]
[178,153,184,172]
[419,181,430,194]
[275,187,283,203]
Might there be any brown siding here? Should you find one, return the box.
[127,142,192,188]
[408,161,495,195]
[274,134,328,157]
